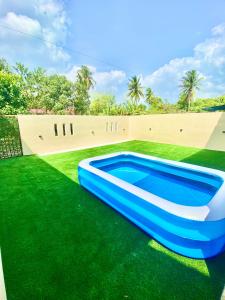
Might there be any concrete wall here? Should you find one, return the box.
[18,115,130,155]
[18,112,225,155]
[130,112,225,151]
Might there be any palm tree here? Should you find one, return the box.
[77,65,95,90]
[180,70,202,111]
[128,76,144,106]
[145,87,154,106]
[73,66,95,114]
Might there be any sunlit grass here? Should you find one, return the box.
[148,240,209,276]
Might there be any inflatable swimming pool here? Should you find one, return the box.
[78,152,225,258]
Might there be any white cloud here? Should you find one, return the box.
[211,23,225,36]
[42,27,70,61]
[0,0,70,64]
[36,0,70,61]
[1,3,225,102]
[94,70,126,88]
[35,0,68,31]
[65,65,127,93]
[36,0,63,17]
[142,23,225,101]
[0,12,41,36]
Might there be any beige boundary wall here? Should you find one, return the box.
[130,112,225,152]
[18,115,130,155]
[18,112,225,155]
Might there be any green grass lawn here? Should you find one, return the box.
[1,140,225,300]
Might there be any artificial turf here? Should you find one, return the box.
[1,140,225,300]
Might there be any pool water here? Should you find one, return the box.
[92,155,222,206]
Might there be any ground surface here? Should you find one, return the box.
[1,140,225,300]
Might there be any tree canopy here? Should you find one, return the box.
[128,76,144,106]
[90,94,116,115]
[0,60,96,115]
[179,70,203,111]
[0,58,224,115]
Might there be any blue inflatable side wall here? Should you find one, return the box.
[78,166,225,259]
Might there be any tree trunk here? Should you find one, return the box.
[73,100,75,115]
[187,95,190,112]
[187,90,193,112]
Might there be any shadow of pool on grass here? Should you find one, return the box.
[0,150,222,300]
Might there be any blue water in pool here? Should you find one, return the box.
[91,155,222,206]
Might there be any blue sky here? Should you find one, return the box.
[0,0,225,102]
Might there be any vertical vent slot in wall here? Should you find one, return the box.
[54,124,58,136]
[115,122,118,132]
[63,124,66,136]
[111,122,113,132]
[70,123,73,135]
[106,122,108,132]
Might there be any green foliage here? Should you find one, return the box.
[74,65,95,114]
[128,76,144,106]
[0,71,27,114]
[73,81,90,114]
[177,93,225,112]
[145,88,164,110]
[179,70,203,111]
[42,75,74,113]
[190,95,225,112]
[90,94,116,115]
[0,58,11,73]
[76,65,95,90]
[25,67,49,110]
[114,102,129,115]
[177,93,187,111]
[89,94,147,116]
[0,116,23,158]
[0,58,95,115]
[125,101,147,115]
[0,116,19,139]
[144,87,179,114]
[150,96,163,109]
[145,87,154,105]
[160,102,179,114]
[14,62,29,81]
[52,95,72,114]
[1,58,225,116]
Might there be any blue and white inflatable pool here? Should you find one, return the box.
[78,152,225,258]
